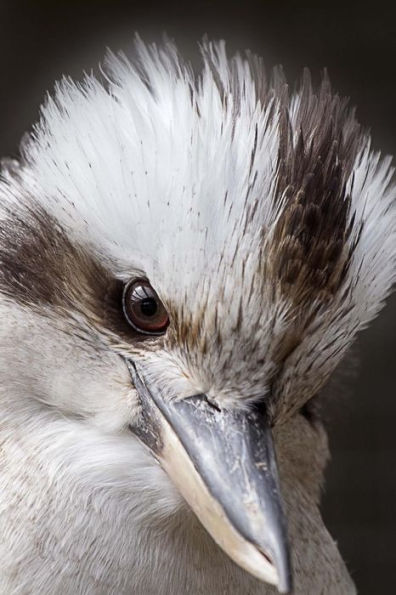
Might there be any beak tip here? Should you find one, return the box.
[278,559,294,594]
[262,539,293,594]
[275,560,293,594]
[278,576,293,594]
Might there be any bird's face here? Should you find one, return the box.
[0,206,329,592]
[0,40,394,594]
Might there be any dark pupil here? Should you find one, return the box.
[140,298,158,317]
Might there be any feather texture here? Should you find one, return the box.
[0,38,394,594]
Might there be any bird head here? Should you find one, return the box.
[0,39,394,593]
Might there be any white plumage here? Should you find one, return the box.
[0,38,394,594]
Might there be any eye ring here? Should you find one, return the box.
[122,278,169,335]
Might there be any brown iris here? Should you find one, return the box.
[122,279,169,335]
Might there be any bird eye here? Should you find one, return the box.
[122,279,169,335]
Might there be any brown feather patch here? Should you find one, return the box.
[0,203,150,346]
[269,71,363,308]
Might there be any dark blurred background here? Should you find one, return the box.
[1,1,394,592]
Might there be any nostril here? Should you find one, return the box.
[185,393,222,413]
[204,395,222,412]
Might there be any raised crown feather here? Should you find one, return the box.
[0,37,395,415]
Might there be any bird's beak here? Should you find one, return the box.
[127,361,293,594]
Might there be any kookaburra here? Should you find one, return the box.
[0,38,395,594]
